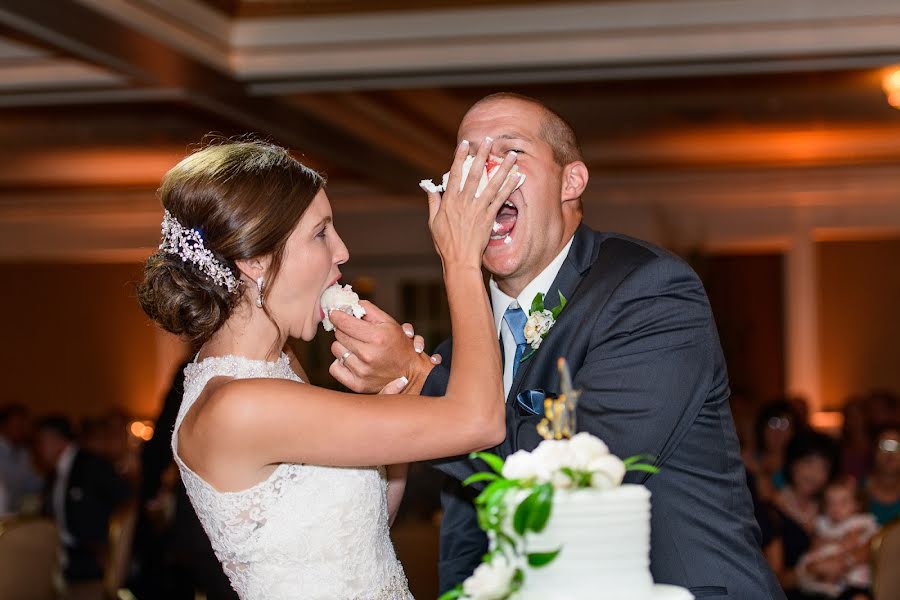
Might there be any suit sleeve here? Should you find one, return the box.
[421,339,452,397]
[514,254,721,475]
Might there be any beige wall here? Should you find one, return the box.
[817,238,900,410]
[0,262,186,420]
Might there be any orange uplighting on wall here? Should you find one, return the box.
[882,67,900,109]
[810,411,844,434]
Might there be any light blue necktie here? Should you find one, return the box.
[503,304,529,378]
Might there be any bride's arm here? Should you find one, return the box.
[198,140,519,468]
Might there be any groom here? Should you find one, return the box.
[329,93,784,599]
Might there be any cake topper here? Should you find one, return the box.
[537,358,579,440]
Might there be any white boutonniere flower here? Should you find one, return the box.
[520,291,567,362]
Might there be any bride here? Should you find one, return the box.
[137,137,520,599]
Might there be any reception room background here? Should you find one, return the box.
[1,1,899,597]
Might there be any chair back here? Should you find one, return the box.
[872,517,900,600]
[103,502,138,599]
[0,515,60,600]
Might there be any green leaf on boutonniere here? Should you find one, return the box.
[550,291,567,319]
[530,292,545,314]
[469,451,505,475]
[527,549,561,567]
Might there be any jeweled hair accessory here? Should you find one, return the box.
[159,210,239,293]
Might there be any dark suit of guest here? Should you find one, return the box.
[46,447,131,581]
[133,362,238,600]
[425,225,785,599]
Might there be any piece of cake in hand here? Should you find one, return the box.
[320,283,366,332]
[419,154,525,196]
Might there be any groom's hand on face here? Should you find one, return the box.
[329,301,440,394]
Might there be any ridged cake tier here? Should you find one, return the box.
[518,484,654,600]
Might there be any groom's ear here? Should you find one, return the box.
[235,256,270,282]
[560,161,589,203]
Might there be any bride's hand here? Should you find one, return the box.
[422,138,521,269]
[379,376,409,395]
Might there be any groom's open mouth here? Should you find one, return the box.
[491,200,518,244]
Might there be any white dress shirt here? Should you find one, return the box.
[489,236,574,399]
[52,443,78,546]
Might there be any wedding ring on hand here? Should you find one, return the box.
[339,350,352,366]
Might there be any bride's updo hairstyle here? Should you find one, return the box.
[138,138,325,347]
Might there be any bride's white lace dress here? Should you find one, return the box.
[172,353,413,600]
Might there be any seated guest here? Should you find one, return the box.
[33,416,131,584]
[796,475,877,599]
[839,398,871,482]
[759,431,839,599]
[863,391,898,437]
[0,478,8,516]
[748,399,801,502]
[0,403,43,513]
[865,426,899,525]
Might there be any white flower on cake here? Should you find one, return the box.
[320,283,366,332]
[586,454,627,490]
[499,433,625,490]
[461,555,518,600]
[523,310,554,350]
[569,432,609,467]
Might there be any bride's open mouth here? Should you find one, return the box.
[490,199,518,245]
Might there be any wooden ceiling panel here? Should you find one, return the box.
[200,0,570,18]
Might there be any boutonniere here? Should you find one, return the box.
[521,291,567,362]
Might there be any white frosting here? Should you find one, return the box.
[518,485,657,600]
[320,283,366,332]
[419,155,525,196]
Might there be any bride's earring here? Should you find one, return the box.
[255,276,265,308]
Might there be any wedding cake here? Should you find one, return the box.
[517,485,691,600]
[449,432,693,600]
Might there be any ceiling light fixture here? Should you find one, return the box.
[883,67,900,109]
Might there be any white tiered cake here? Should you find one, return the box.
[519,485,692,600]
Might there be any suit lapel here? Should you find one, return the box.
[506,225,598,402]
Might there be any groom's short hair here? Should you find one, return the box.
[466,92,583,167]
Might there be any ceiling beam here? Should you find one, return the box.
[0,0,422,192]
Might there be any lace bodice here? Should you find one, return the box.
[173,353,412,600]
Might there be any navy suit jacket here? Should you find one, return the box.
[423,225,785,599]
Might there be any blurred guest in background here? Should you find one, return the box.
[0,477,8,516]
[865,426,900,526]
[130,362,237,600]
[0,403,43,513]
[33,416,131,586]
[759,431,839,598]
[748,399,801,502]
[839,398,871,482]
[863,391,898,438]
[795,475,877,600]
[789,395,812,433]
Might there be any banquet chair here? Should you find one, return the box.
[871,517,900,600]
[103,501,138,599]
[0,515,61,600]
